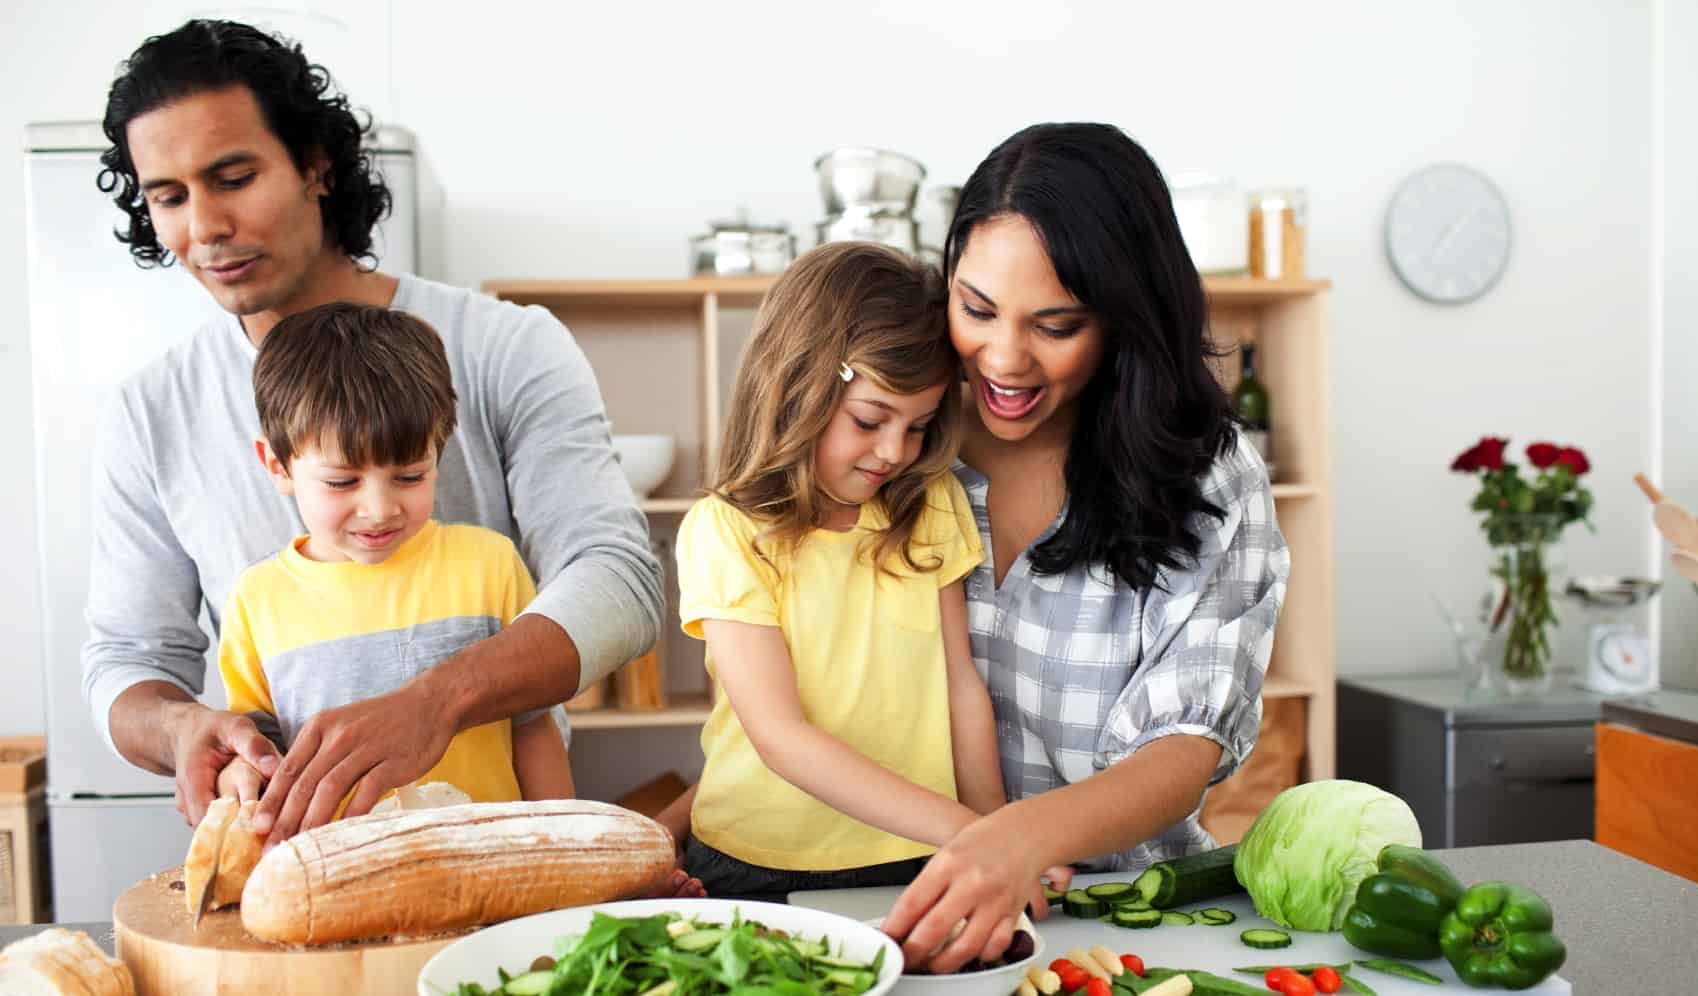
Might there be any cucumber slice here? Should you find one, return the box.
[1198,907,1237,925]
[1240,928,1293,949]
[1062,889,1107,918]
[671,928,726,952]
[1122,909,1163,929]
[1084,881,1137,902]
[1159,911,1194,926]
[1043,885,1065,907]
[501,971,555,996]
[1130,845,1242,909]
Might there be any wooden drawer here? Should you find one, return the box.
[1595,721,1698,882]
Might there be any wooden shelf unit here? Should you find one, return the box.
[488,275,1334,815]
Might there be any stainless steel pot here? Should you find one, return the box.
[814,148,927,217]
[690,221,796,276]
[815,212,920,256]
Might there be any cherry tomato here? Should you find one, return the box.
[1312,966,1342,994]
[1280,975,1317,996]
[1053,963,1089,993]
[1084,978,1112,996]
[1119,953,1146,977]
[1050,959,1077,975]
[1265,967,1301,992]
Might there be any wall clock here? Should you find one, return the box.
[1385,163,1512,304]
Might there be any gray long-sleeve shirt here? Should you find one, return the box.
[81,272,663,753]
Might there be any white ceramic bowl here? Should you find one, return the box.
[867,912,1044,996]
[611,434,676,498]
[418,897,904,996]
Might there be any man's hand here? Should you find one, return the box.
[163,702,281,828]
[253,683,457,840]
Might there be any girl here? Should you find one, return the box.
[883,122,1291,970]
[675,241,1009,896]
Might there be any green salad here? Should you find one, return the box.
[450,910,887,996]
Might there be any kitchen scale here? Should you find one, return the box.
[1564,576,1661,694]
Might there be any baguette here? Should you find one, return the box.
[241,799,675,944]
[212,800,265,909]
[183,797,236,915]
[0,928,136,996]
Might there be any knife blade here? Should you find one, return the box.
[191,813,227,929]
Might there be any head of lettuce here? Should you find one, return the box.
[1233,779,1423,931]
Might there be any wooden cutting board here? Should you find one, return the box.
[113,866,468,996]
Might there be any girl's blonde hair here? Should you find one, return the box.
[713,242,961,573]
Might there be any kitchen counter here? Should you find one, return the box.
[1599,685,1698,743]
[5,840,1693,992]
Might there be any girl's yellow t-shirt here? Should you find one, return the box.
[676,474,984,871]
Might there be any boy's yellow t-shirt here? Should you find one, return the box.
[677,474,984,870]
[218,520,538,808]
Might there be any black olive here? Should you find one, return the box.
[529,955,556,972]
[1005,929,1035,963]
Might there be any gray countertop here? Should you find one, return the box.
[3,839,1691,993]
[1339,672,1619,725]
[1600,685,1698,744]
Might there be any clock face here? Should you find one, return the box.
[1385,164,1512,304]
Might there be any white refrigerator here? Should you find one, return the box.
[24,120,436,921]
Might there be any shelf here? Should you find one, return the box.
[568,694,714,730]
[487,275,1328,311]
[1270,483,1321,500]
[483,277,776,309]
[1203,277,1332,305]
[1262,676,1319,699]
[640,498,698,514]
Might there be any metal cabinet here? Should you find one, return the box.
[1337,674,1607,848]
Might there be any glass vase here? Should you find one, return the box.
[1478,514,1565,697]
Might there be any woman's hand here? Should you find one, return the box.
[882,809,1060,973]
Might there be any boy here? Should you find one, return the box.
[215,302,573,806]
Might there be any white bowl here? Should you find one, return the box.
[418,897,903,996]
[867,912,1044,996]
[611,434,676,498]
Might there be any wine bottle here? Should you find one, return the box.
[1233,343,1272,465]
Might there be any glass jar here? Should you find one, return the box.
[1249,188,1308,280]
[1476,514,1566,697]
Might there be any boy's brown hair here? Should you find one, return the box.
[713,241,960,573]
[253,302,457,470]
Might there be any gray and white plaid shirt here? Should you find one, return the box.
[955,435,1289,872]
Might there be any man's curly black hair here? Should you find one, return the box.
[97,19,391,268]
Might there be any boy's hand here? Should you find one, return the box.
[216,757,267,803]
[254,683,456,841]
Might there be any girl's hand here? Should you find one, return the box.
[883,812,1055,973]
[216,756,267,804]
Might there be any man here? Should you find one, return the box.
[85,19,663,842]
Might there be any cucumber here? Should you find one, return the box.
[1159,910,1194,926]
[1114,908,1163,929]
[1062,889,1108,918]
[1130,845,1243,909]
[1043,885,1065,907]
[1085,881,1137,902]
[1197,907,1237,925]
[501,971,555,996]
[1239,928,1292,950]
[671,927,725,952]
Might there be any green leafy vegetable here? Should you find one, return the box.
[1233,780,1423,931]
[450,911,884,995]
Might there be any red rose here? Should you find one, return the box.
[1556,447,1590,475]
[1450,445,1480,472]
[1475,437,1508,471]
[1526,442,1561,469]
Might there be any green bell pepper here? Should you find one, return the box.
[1439,881,1567,990]
[1341,845,1465,960]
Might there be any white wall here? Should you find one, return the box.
[0,0,1664,738]
[1658,0,1698,691]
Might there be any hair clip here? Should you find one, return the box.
[839,362,854,383]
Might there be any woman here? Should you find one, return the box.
[881,122,1290,972]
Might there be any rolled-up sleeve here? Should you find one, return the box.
[1096,455,1289,784]
[489,306,665,693]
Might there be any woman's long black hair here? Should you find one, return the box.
[945,122,1238,592]
[98,19,391,268]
